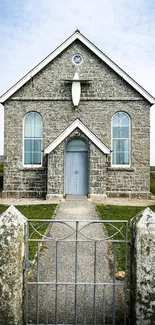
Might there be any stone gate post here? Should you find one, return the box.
[131,207,155,325]
[0,205,27,325]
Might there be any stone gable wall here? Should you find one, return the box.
[2,41,150,198]
[11,41,143,100]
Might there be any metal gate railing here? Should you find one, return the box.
[25,219,130,325]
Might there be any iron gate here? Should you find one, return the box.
[25,219,130,325]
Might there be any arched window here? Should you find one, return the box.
[112,112,130,166]
[24,112,42,165]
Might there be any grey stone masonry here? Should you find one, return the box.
[0,155,4,163]
[0,206,27,325]
[2,40,151,198]
[131,208,155,325]
[46,129,108,198]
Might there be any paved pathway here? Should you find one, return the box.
[28,201,126,324]
[0,196,155,206]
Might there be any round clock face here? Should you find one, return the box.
[73,54,83,64]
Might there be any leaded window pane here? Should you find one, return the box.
[113,139,129,152]
[24,139,32,151]
[123,114,129,123]
[34,124,42,138]
[34,140,41,151]
[113,126,129,138]
[113,152,129,165]
[24,152,31,164]
[24,112,42,165]
[113,114,120,126]
[33,152,41,164]
[25,126,32,138]
[24,139,41,152]
[112,112,130,165]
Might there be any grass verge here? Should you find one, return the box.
[18,204,57,260]
[0,204,57,260]
[150,170,155,194]
[150,179,155,195]
[0,163,3,173]
[96,205,155,276]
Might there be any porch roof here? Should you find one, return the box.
[44,119,110,155]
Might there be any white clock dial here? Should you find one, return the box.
[73,54,83,64]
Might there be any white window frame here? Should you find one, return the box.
[23,112,43,168]
[111,112,131,168]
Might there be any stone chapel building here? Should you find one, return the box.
[0,31,154,199]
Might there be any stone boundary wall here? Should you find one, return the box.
[0,206,27,325]
[131,207,155,325]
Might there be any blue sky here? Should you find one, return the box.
[0,0,155,163]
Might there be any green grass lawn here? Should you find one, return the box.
[150,178,155,194]
[0,204,8,214]
[0,163,3,173]
[0,204,57,260]
[96,205,155,276]
[19,204,57,260]
[0,163,3,190]
[150,169,155,195]
[0,203,57,219]
[1,203,155,265]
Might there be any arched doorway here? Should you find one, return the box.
[65,138,88,195]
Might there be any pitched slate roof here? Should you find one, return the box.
[0,30,155,104]
[44,119,110,155]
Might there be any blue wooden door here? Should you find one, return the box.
[65,139,88,195]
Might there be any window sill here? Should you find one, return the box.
[107,167,135,172]
[20,166,45,171]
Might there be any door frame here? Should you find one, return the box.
[64,136,90,196]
